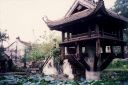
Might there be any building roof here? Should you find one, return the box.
[44,0,128,30]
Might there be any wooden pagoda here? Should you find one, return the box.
[44,0,128,80]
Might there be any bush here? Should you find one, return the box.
[107,59,128,69]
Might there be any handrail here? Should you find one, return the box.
[64,31,119,41]
[42,56,52,70]
[65,54,85,68]
[71,31,97,38]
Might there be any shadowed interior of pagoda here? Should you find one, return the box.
[60,38,125,76]
[61,17,125,42]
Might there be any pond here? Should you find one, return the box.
[0,73,128,85]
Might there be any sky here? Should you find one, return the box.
[0,0,116,45]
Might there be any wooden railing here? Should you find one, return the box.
[71,31,96,38]
[72,33,88,38]
[64,31,121,41]
[103,32,117,37]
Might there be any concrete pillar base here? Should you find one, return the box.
[86,71,100,80]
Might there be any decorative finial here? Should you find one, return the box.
[16,36,20,41]
[42,16,48,23]
[94,0,99,3]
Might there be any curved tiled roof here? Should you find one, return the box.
[44,0,128,30]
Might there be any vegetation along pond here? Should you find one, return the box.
[0,59,128,85]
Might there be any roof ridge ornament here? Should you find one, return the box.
[83,0,99,3]
[42,16,48,23]
[93,0,105,12]
[65,0,96,17]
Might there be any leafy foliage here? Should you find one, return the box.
[113,0,128,42]
[114,0,128,18]
[123,29,128,43]
[0,29,9,61]
[27,38,61,61]
[0,29,9,43]
[27,43,51,61]
[107,59,128,69]
[0,74,127,85]
[101,70,128,81]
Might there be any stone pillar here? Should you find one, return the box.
[86,71,100,80]
[85,40,101,80]
[86,45,95,71]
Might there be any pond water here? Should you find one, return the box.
[0,74,128,85]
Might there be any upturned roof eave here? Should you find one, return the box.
[44,0,128,30]
[106,10,128,23]
[45,9,95,30]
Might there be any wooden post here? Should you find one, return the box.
[118,29,121,40]
[62,32,65,42]
[67,32,70,41]
[96,39,101,72]
[121,45,124,58]
[110,46,113,54]
[121,29,123,40]
[88,27,91,37]
[96,39,101,57]
[101,28,104,36]
[60,45,65,60]
[102,45,106,53]
[76,42,80,60]
[96,24,100,36]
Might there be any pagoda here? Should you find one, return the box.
[44,0,128,80]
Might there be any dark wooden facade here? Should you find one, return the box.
[44,0,128,79]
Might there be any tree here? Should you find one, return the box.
[114,0,128,18]
[0,29,9,47]
[0,29,9,72]
[27,44,46,61]
[113,0,128,42]
[27,38,61,61]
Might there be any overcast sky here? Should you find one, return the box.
[0,0,116,44]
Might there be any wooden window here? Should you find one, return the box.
[100,47,103,53]
[82,47,86,54]
[67,47,76,54]
[113,46,121,55]
[106,46,111,53]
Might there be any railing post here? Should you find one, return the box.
[96,24,100,36]
[88,27,91,37]
[67,32,70,41]
[76,42,80,60]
